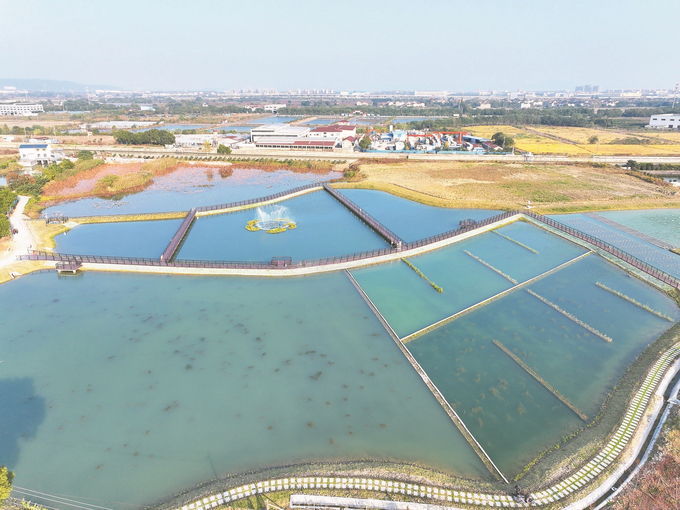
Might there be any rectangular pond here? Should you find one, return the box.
[54,219,183,258]
[406,253,678,476]
[0,271,489,510]
[597,209,680,247]
[351,222,588,337]
[176,190,390,262]
[338,189,500,242]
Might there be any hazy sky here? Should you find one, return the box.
[1,0,678,92]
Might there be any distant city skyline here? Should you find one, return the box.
[1,0,678,92]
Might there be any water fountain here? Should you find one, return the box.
[246,205,297,233]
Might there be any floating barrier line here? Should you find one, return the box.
[401,252,592,344]
[401,258,443,293]
[164,344,680,509]
[343,270,508,483]
[493,340,588,421]
[525,289,613,343]
[463,250,518,284]
[595,282,675,322]
[492,230,539,254]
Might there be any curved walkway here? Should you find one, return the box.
[0,195,33,268]
[167,342,680,510]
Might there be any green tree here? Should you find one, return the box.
[0,466,14,505]
[217,144,232,155]
[203,140,212,152]
[491,132,507,147]
[358,135,372,150]
[588,135,599,144]
[77,150,94,160]
[1,124,9,135]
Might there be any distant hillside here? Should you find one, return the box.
[0,78,122,93]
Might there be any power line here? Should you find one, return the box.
[11,489,113,510]
[14,487,114,510]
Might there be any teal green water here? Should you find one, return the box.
[339,189,501,242]
[54,219,183,258]
[598,209,680,246]
[407,254,678,476]
[0,272,487,510]
[503,255,680,417]
[352,222,588,337]
[177,191,389,262]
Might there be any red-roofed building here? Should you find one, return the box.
[253,136,338,151]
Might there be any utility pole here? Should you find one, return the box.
[672,83,679,110]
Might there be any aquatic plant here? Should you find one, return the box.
[526,289,613,342]
[492,230,539,254]
[493,340,588,421]
[595,282,674,322]
[266,226,286,234]
[463,250,518,284]
[401,258,443,293]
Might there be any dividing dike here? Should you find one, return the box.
[493,340,589,421]
[343,269,509,484]
[323,184,406,248]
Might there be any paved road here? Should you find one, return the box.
[0,195,34,269]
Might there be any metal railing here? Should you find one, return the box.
[322,184,406,247]
[525,211,680,290]
[20,204,680,289]
[195,182,323,213]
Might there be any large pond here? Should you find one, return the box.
[177,191,389,262]
[1,272,487,510]
[42,168,339,217]
[6,184,680,510]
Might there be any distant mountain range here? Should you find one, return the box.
[0,79,122,93]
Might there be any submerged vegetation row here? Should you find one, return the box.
[401,258,443,293]
[492,231,539,254]
[463,250,518,284]
[493,340,588,421]
[595,282,674,322]
[526,289,613,342]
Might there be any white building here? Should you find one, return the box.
[647,114,680,129]
[0,103,44,116]
[253,136,339,151]
[19,143,64,168]
[250,124,310,143]
[264,104,287,113]
[307,125,357,140]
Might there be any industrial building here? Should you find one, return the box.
[249,124,346,151]
[250,124,310,143]
[0,103,44,116]
[647,114,680,129]
[307,125,357,140]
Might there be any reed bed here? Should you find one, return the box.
[463,250,518,284]
[493,340,588,421]
[595,282,674,322]
[492,230,539,254]
[401,258,443,293]
[526,289,613,342]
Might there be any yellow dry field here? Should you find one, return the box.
[343,160,680,214]
[463,125,526,137]
[583,144,680,156]
[534,126,628,144]
[648,131,680,143]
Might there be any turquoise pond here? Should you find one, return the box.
[177,191,389,262]
[339,189,500,242]
[404,254,679,476]
[598,209,680,247]
[54,219,183,258]
[6,186,680,509]
[42,168,338,217]
[0,271,487,509]
[351,222,588,337]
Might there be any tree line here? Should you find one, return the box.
[112,129,175,145]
